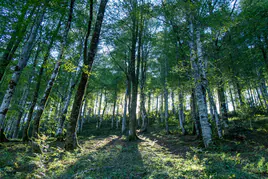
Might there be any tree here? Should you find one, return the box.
[65,0,108,151]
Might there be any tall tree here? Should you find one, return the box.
[65,0,108,151]
[0,4,47,142]
[31,0,76,139]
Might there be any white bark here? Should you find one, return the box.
[189,19,212,147]
[0,8,45,130]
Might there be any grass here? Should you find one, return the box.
[0,116,268,179]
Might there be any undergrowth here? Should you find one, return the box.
[0,116,268,179]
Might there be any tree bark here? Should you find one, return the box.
[236,81,244,107]
[31,0,76,139]
[128,0,139,141]
[191,89,200,137]
[97,91,103,128]
[56,74,77,140]
[207,88,223,138]
[178,91,186,135]
[65,0,108,150]
[229,84,236,113]
[140,45,148,132]
[0,3,36,82]
[172,90,176,115]
[0,6,46,142]
[217,81,229,127]
[122,84,128,134]
[111,90,117,129]
[189,19,212,147]
[22,16,63,141]
[164,57,169,134]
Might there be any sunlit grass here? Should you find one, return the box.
[0,116,267,178]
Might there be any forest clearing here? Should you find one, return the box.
[0,0,268,178]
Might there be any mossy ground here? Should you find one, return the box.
[0,116,268,179]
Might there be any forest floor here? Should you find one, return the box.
[0,116,268,179]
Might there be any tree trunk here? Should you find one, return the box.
[22,16,63,141]
[116,102,120,129]
[236,81,244,107]
[256,87,265,109]
[78,100,87,133]
[128,0,139,141]
[0,7,46,142]
[122,85,128,134]
[148,91,151,115]
[191,89,200,137]
[164,58,169,134]
[217,81,229,127]
[207,88,223,138]
[100,93,108,128]
[97,92,103,128]
[160,93,164,123]
[229,85,236,113]
[156,95,159,118]
[0,3,36,82]
[56,76,76,140]
[189,19,212,147]
[111,90,117,129]
[13,46,40,139]
[172,90,176,115]
[32,0,76,139]
[140,56,148,132]
[65,0,108,151]
[178,91,186,135]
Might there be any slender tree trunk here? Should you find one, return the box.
[148,91,151,114]
[207,89,223,138]
[128,0,139,141]
[172,90,176,115]
[250,88,257,106]
[94,93,99,118]
[189,19,212,147]
[0,7,46,142]
[100,94,108,128]
[256,87,265,109]
[111,90,117,129]
[122,85,128,134]
[178,91,186,135]
[218,82,229,127]
[156,95,159,118]
[97,92,103,128]
[56,76,76,139]
[78,100,87,133]
[13,45,40,139]
[116,102,120,129]
[236,81,244,107]
[164,58,169,134]
[208,96,215,122]
[229,85,236,113]
[32,0,76,139]
[160,93,164,123]
[191,89,200,137]
[0,3,36,82]
[12,86,29,139]
[140,58,148,132]
[22,16,63,141]
[65,0,108,150]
